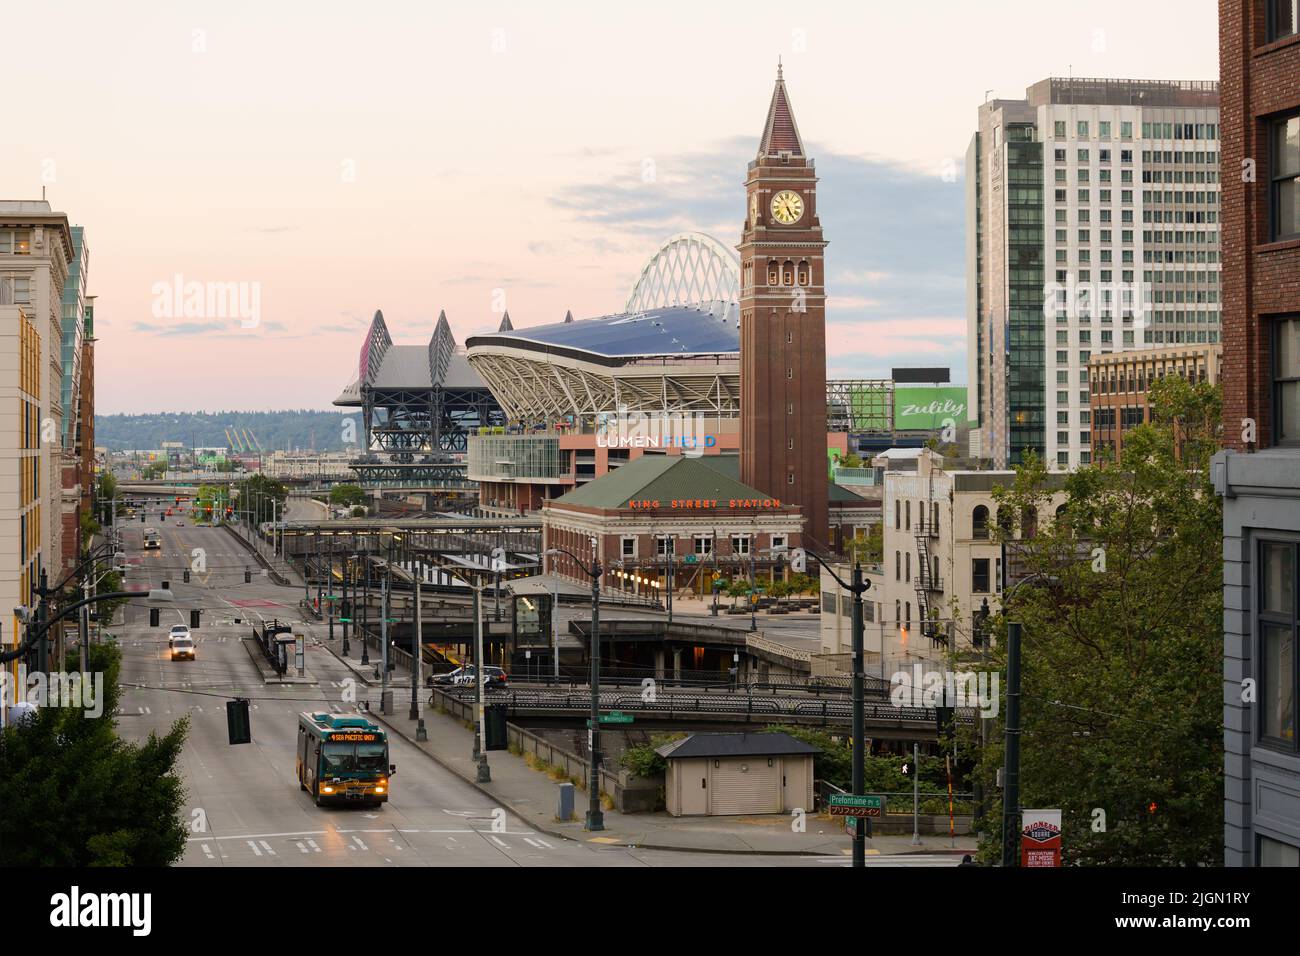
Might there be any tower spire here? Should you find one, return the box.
[758,62,803,158]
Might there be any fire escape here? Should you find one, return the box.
[914,504,945,646]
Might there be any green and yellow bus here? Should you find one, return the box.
[297,712,395,808]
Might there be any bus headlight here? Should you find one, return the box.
[321,786,335,794]
[374,786,385,794]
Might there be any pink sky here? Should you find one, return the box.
[1,1,1219,412]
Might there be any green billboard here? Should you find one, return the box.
[893,386,968,431]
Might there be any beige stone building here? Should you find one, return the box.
[1,201,75,678]
[819,448,1066,675]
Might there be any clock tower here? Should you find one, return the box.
[739,64,829,550]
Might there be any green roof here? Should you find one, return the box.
[553,454,783,510]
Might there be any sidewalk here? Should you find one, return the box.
[318,636,974,857]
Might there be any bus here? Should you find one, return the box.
[296,712,395,808]
[143,529,161,550]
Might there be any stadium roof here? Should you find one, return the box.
[465,302,738,363]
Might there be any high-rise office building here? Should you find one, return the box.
[1214,0,1300,868]
[967,77,1221,469]
[60,226,89,575]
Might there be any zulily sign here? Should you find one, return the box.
[893,386,968,430]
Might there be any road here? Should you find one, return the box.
[108,517,958,868]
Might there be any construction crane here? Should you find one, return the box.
[247,428,264,453]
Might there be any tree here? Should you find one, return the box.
[0,644,189,866]
[236,474,288,525]
[966,376,1223,866]
[330,484,366,507]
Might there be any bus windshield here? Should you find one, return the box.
[321,741,387,776]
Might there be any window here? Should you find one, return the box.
[1258,540,1298,752]
[1275,316,1300,445]
[905,500,911,530]
[1259,835,1300,867]
[693,535,712,556]
[0,229,32,255]
[972,558,991,594]
[895,499,901,529]
[771,535,785,551]
[1099,121,1111,139]
[621,536,636,559]
[972,505,989,539]
[1121,121,1132,139]
[1271,114,1299,241]
[895,551,901,581]
[731,534,750,556]
[1054,120,1066,138]
[1078,121,1089,138]
[1268,0,1298,41]
[656,536,675,557]
[905,551,911,583]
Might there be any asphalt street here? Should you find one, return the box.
[108,516,958,868]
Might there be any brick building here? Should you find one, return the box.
[1214,0,1300,867]
[740,64,829,548]
[1088,343,1222,460]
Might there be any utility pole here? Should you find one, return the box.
[412,559,427,740]
[380,568,391,712]
[587,544,604,831]
[911,742,922,846]
[1001,620,1023,867]
[472,583,490,782]
[850,562,865,867]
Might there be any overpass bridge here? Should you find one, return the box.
[433,686,973,737]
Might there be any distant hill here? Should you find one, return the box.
[94,410,356,452]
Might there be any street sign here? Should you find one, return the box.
[684,555,697,564]
[828,794,885,817]
[586,711,634,726]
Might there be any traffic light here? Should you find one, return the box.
[149,607,160,627]
[190,609,200,628]
[140,512,146,523]
[226,698,251,745]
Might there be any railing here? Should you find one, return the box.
[436,687,975,725]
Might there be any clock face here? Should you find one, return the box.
[770,190,804,225]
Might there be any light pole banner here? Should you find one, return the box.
[1020,809,1062,867]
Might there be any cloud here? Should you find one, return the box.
[548,139,968,379]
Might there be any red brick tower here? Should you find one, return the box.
[739,64,829,549]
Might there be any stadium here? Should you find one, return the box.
[465,233,741,422]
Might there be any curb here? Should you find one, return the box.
[366,704,964,858]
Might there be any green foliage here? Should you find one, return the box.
[618,732,687,777]
[761,725,951,796]
[330,484,367,507]
[350,506,367,518]
[79,510,100,550]
[0,644,189,866]
[94,409,356,453]
[140,461,167,480]
[848,522,884,564]
[968,378,1224,866]
[236,474,289,524]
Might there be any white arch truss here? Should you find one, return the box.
[624,232,740,313]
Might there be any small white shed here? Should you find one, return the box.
[657,732,818,817]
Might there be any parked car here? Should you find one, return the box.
[429,665,507,688]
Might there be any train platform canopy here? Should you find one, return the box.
[549,453,791,512]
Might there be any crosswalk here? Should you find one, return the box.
[188,823,567,865]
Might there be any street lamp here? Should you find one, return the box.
[544,539,604,831]
[798,548,872,869]
[3,588,175,666]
